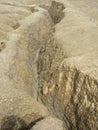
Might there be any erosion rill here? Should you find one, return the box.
[35,1,98,130]
[0,0,97,130]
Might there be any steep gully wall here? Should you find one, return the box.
[36,28,98,130]
[32,4,97,130]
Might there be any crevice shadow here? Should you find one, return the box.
[1,115,44,130]
[48,1,65,24]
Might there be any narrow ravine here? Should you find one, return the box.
[31,2,98,130]
[0,1,97,130]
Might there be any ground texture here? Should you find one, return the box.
[0,0,98,130]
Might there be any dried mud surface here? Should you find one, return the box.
[0,0,98,130]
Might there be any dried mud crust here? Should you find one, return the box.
[0,1,97,130]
